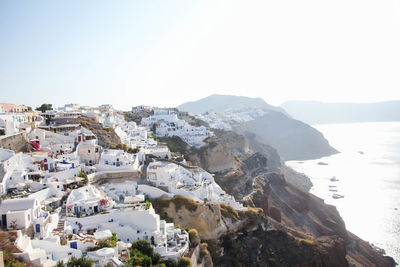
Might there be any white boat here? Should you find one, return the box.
[330,176,339,182]
[332,193,344,199]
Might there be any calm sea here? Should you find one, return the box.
[286,122,400,264]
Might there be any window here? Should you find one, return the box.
[88,149,91,153]
[95,148,99,153]
[28,214,30,221]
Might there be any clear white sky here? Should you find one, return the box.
[1,0,400,110]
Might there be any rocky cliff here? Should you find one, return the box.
[78,116,122,148]
[155,128,396,266]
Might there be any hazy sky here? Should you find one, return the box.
[1,0,400,110]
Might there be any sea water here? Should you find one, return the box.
[286,122,400,264]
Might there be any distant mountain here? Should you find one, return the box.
[178,94,287,115]
[241,111,338,160]
[281,100,400,125]
[178,94,338,160]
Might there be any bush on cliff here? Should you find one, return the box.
[152,195,198,213]
[188,229,200,247]
[239,207,264,223]
[219,203,239,221]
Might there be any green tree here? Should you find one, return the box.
[77,171,88,184]
[131,239,154,257]
[66,256,94,267]
[35,103,53,113]
[152,253,161,265]
[56,260,64,267]
[110,232,118,247]
[145,200,151,210]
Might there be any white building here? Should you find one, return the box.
[0,149,35,195]
[0,198,41,229]
[29,128,76,155]
[66,185,111,217]
[132,105,153,113]
[0,113,29,136]
[101,181,144,204]
[76,142,102,166]
[147,161,246,210]
[87,247,120,267]
[14,230,82,266]
[114,118,155,150]
[99,149,136,168]
[66,204,189,260]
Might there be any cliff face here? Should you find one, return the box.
[154,121,395,266]
[151,196,244,240]
[193,130,249,173]
[216,162,395,266]
[208,223,349,267]
[78,116,122,148]
[160,130,250,173]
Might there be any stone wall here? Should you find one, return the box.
[93,170,140,184]
[0,132,32,153]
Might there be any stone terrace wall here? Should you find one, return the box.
[0,132,32,153]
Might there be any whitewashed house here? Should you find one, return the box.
[65,204,189,260]
[14,230,82,266]
[66,185,112,217]
[0,149,34,195]
[87,247,120,267]
[98,149,136,168]
[101,181,144,204]
[141,109,213,148]
[77,142,102,166]
[0,198,41,229]
[146,161,246,210]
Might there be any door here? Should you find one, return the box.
[36,224,40,233]
[70,241,77,249]
[1,214,6,228]
[74,206,79,217]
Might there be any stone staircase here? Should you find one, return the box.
[53,206,66,237]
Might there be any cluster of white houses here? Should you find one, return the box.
[0,103,245,266]
[141,109,213,148]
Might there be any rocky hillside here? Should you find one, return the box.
[158,130,250,173]
[155,128,395,266]
[123,110,153,125]
[78,116,122,148]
